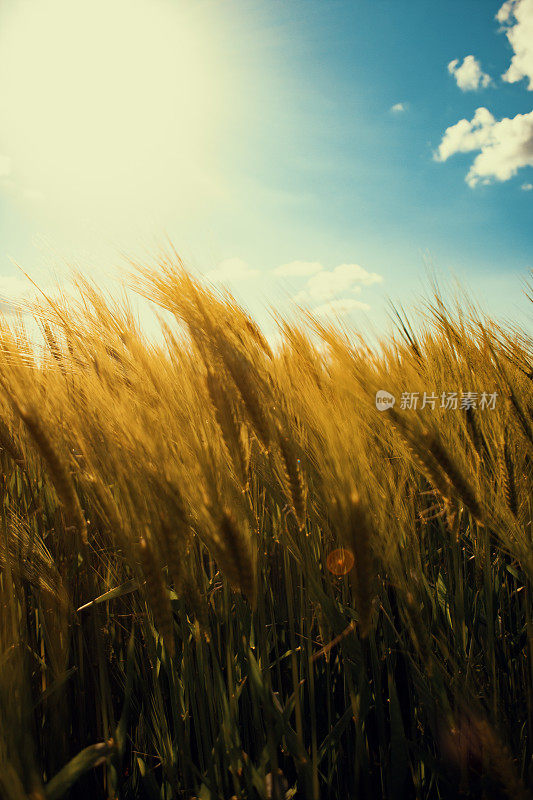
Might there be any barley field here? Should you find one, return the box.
[0,255,531,799]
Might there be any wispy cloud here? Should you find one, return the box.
[497,0,533,90]
[274,260,323,277]
[207,258,258,282]
[447,56,491,91]
[390,102,407,113]
[313,298,370,316]
[434,107,533,186]
[294,263,383,304]
[522,181,533,189]
[289,262,384,317]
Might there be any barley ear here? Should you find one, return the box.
[16,403,88,544]
[275,420,306,529]
[215,509,257,608]
[206,366,249,487]
[219,341,271,451]
[421,427,485,524]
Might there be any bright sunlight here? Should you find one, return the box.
[0,0,228,226]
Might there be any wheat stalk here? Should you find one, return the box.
[501,433,518,517]
[0,416,26,471]
[139,537,175,659]
[345,489,375,638]
[9,400,88,544]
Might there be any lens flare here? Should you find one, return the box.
[326,548,354,576]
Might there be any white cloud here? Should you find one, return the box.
[434,107,533,186]
[435,107,495,162]
[313,298,371,316]
[390,102,406,113]
[447,56,491,91]
[274,260,323,277]
[295,263,383,304]
[0,154,11,178]
[522,181,533,189]
[207,258,258,282]
[497,0,533,90]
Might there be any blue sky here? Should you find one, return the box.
[0,0,531,336]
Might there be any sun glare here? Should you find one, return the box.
[0,0,227,228]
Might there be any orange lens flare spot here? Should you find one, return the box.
[326,548,354,576]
